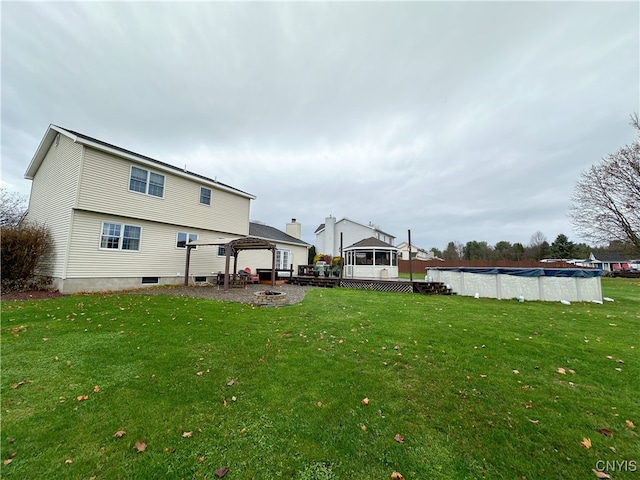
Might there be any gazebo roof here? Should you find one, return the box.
[345,237,398,250]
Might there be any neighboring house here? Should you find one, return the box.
[314,215,395,258]
[396,242,436,261]
[583,252,631,271]
[23,125,306,293]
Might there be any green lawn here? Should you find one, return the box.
[1,278,638,479]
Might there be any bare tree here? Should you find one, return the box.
[0,188,28,227]
[570,115,640,251]
[527,231,549,260]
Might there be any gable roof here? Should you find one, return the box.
[345,236,397,249]
[589,251,631,262]
[249,222,310,247]
[396,241,429,254]
[24,125,255,199]
[314,217,395,238]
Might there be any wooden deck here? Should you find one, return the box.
[288,276,454,295]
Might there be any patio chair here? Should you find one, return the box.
[242,267,260,284]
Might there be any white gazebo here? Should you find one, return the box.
[343,237,399,279]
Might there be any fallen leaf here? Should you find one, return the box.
[134,440,147,453]
[361,425,367,431]
[93,385,100,393]
[391,472,405,480]
[556,367,566,375]
[3,459,13,466]
[65,458,73,465]
[592,469,611,479]
[361,397,370,405]
[231,396,237,402]
[528,418,539,424]
[222,398,227,407]
[113,430,126,438]
[42,337,49,341]
[580,437,592,449]
[512,369,520,374]
[598,428,613,437]
[317,401,323,407]
[196,371,204,376]
[626,420,635,429]
[214,466,229,478]
[182,431,192,438]
[76,394,89,402]
[11,325,26,337]
[394,433,404,444]
[11,380,32,389]
[524,401,533,409]
[226,379,236,386]
[239,428,247,435]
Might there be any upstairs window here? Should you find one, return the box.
[176,232,199,248]
[200,187,212,205]
[100,222,141,251]
[129,166,165,198]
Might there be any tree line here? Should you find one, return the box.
[429,232,636,262]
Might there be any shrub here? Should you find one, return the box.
[313,253,326,264]
[1,222,54,293]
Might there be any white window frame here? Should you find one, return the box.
[176,232,199,249]
[99,222,142,252]
[129,165,165,198]
[200,187,212,206]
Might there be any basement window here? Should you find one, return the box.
[141,277,159,284]
[194,276,207,283]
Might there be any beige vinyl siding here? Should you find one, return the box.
[237,244,309,273]
[66,211,234,278]
[24,134,83,277]
[77,147,250,235]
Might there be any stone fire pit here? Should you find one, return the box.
[252,290,288,306]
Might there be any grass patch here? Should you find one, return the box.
[1,278,639,479]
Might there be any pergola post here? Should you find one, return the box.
[184,245,194,286]
[271,247,276,287]
[224,244,232,291]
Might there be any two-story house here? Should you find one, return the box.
[396,242,437,261]
[314,215,395,258]
[23,125,308,293]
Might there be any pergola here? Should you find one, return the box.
[183,237,277,291]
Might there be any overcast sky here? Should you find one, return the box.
[2,1,638,250]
